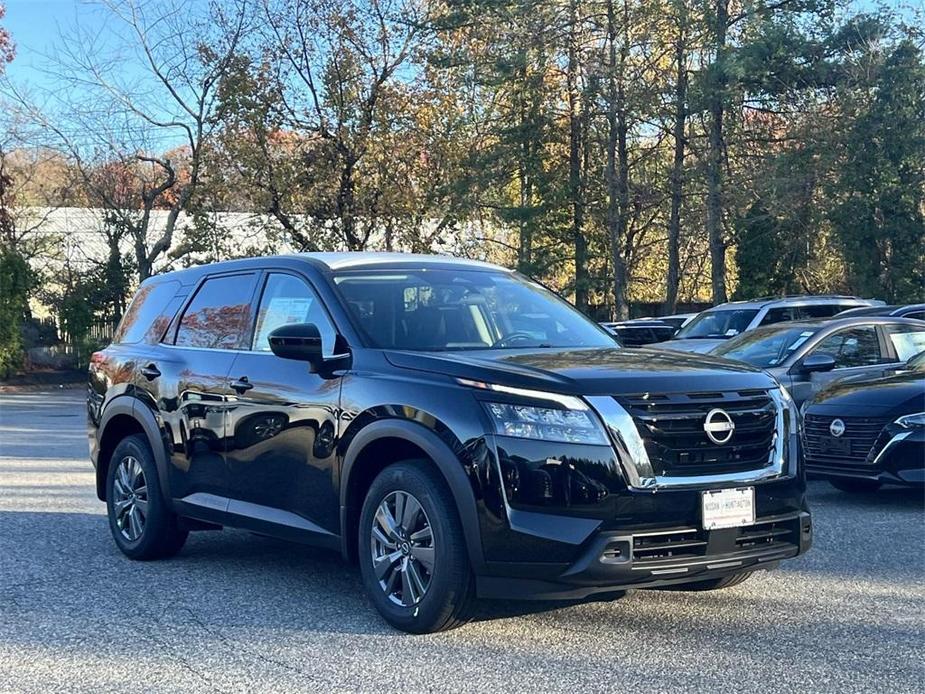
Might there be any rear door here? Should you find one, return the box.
[222,270,344,537]
[156,272,261,504]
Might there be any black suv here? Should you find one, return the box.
[88,253,812,633]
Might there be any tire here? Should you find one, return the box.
[358,460,476,633]
[106,434,188,560]
[829,478,882,493]
[661,571,753,592]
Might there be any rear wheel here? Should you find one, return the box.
[829,478,882,493]
[662,572,753,592]
[106,434,188,560]
[358,460,475,633]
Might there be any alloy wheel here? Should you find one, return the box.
[112,455,148,542]
[370,490,435,606]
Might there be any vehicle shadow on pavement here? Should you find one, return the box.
[808,483,925,509]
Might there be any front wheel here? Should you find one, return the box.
[358,460,475,633]
[829,478,882,493]
[106,434,188,560]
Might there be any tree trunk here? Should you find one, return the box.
[605,0,630,320]
[567,0,588,311]
[665,0,688,314]
[705,0,729,304]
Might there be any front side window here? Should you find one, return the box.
[175,274,257,349]
[810,327,883,369]
[333,269,613,351]
[252,273,336,354]
[675,309,759,339]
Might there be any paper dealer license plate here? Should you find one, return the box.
[702,487,755,530]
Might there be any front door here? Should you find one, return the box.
[790,325,894,403]
[223,271,343,536]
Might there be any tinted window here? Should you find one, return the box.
[175,274,257,349]
[801,304,846,318]
[759,307,800,325]
[114,280,181,344]
[253,274,337,354]
[905,311,925,321]
[811,327,883,369]
[675,309,759,339]
[884,324,925,362]
[334,269,613,351]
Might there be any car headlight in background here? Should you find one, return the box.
[895,412,925,429]
[483,402,608,444]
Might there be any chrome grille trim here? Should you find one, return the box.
[586,389,793,490]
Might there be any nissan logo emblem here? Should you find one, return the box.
[704,408,735,445]
[829,418,846,438]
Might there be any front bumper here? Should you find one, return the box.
[476,510,812,600]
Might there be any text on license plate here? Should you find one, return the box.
[702,487,755,530]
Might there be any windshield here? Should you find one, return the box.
[675,309,759,339]
[332,269,616,351]
[713,325,821,368]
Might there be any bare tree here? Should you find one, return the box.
[3,0,247,279]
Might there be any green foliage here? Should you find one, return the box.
[829,39,925,302]
[0,247,32,378]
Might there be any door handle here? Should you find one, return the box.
[140,364,161,381]
[230,376,254,394]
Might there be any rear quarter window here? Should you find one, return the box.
[113,280,182,345]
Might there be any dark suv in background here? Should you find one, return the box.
[88,253,812,633]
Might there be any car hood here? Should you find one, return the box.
[384,346,775,396]
[658,338,725,354]
[808,371,925,416]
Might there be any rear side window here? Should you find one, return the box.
[174,274,258,349]
[884,324,925,362]
[113,280,181,345]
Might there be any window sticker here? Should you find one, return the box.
[890,332,925,362]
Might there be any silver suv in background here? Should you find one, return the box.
[661,296,883,354]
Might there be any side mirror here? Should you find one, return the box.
[801,352,836,374]
[268,323,325,367]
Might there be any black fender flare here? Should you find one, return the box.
[98,395,172,501]
[339,419,486,572]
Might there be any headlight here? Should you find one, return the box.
[483,402,608,444]
[896,412,925,429]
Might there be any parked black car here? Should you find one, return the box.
[600,319,677,347]
[836,303,925,321]
[88,253,811,633]
[802,351,925,492]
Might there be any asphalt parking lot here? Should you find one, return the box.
[1,390,923,693]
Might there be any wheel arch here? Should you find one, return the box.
[339,419,485,572]
[96,396,171,502]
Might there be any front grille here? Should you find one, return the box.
[802,414,889,466]
[617,390,777,476]
[633,528,708,562]
[631,519,798,566]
